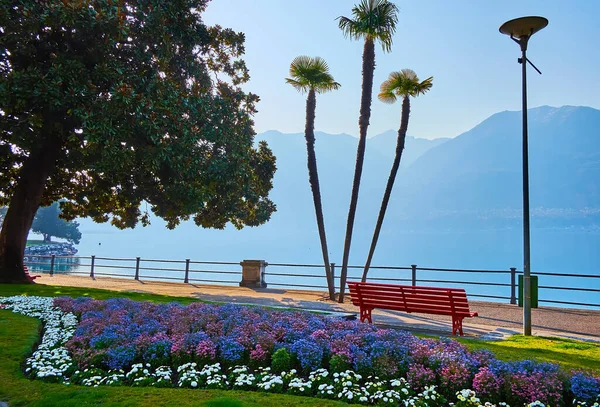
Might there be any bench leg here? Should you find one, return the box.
[360,308,372,323]
[452,316,465,336]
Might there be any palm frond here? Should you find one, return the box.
[378,69,433,102]
[286,56,341,94]
[411,76,433,97]
[337,16,362,41]
[285,78,310,93]
[338,0,399,52]
[378,89,397,104]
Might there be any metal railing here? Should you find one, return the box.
[23,254,600,308]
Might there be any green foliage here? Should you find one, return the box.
[31,201,82,244]
[270,348,292,373]
[0,0,276,230]
[337,0,399,52]
[328,354,351,373]
[378,69,433,104]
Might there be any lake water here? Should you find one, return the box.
[28,217,600,310]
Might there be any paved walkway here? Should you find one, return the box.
[37,275,600,342]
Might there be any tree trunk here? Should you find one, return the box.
[0,133,62,283]
[362,96,411,281]
[339,38,375,302]
[305,89,335,300]
[43,234,52,243]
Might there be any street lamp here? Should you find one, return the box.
[499,16,548,336]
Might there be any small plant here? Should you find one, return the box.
[177,362,201,388]
[230,366,257,391]
[256,367,284,393]
[200,363,229,389]
[329,354,351,373]
[152,366,173,388]
[270,348,291,373]
[70,367,106,386]
[126,363,155,386]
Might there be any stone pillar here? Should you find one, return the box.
[239,260,267,288]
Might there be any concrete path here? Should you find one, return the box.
[36,275,600,342]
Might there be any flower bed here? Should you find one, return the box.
[1,295,599,407]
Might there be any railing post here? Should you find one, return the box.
[135,257,141,281]
[411,264,417,286]
[330,263,336,294]
[90,255,95,280]
[184,259,190,284]
[510,267,517,304]
[50,254,55,277]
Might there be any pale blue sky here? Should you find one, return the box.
[204,0,600,139]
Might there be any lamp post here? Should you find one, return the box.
[499,16,548,336]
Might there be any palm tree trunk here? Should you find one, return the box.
[339,38,376,302]
[0,131,62,283]
[305,89,335,300]
[362,96,411,281]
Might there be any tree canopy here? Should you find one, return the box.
[337,0,399,52]
[285,56,341,94]
[31,202,82,245]
[378,69,433,103]
[0,0,276,231]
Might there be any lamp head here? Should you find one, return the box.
[500,16,548,40]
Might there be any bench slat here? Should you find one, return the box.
[354,293,463,309]
[359,299,474,316]
[354,284,462,295]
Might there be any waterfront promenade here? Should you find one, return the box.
[37,274,600,342]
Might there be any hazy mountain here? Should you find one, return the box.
[393,106,600,224]
[366,130,449,166]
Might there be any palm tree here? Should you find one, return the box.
[286,56,341,300]
[362,69,433,281]
[337,0,399,302]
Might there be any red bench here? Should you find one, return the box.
[24,265,41,282]
[347,281,478,336]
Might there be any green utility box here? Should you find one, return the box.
[518,275,539,308]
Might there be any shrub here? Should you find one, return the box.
[270,348,291,373]
[329,354,351,373]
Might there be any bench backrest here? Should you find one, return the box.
[348,281,473,317]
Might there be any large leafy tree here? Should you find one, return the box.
[337,0,399,301]
[32,201,82,245]
[362,69,433,281]
[286,56,341,300]
[0,0,276,282]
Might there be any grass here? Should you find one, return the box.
[26,240,59,247]
[457,335,600,374]
[0,283,203,306]
[1,283,599,405]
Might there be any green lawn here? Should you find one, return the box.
[458,334,600,373]
[26,240,59,247]
[0,283,203,305]
[1,283,599,406]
